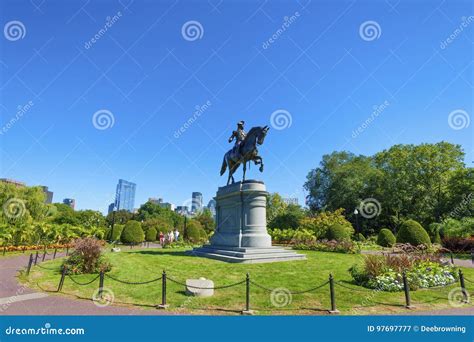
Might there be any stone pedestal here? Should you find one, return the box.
[190,180,305,263]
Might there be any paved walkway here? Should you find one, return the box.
[0,251,472,315]
[0,251,173,315]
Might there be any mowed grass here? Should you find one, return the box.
[22,248,474,315]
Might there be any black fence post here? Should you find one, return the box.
[34,251,39,265]
[2,246,6,256]
[450,252,454,264]
[26,254,33,275]
[459,269,469,303]
[58,267,67,292]
[158,270,169,309]
[242,273,254,315]
[328,274,339,314]
[66,247,69,256]
[42,250,46,262]
[57,266,67,292]
[98,271,105,299]
[402,271,414,309]
[53,248,57,259]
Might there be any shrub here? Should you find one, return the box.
[107,224,124,241]
[291,229,316,244]
[63,237,110,274]
[268,228,296,243]
[300,208,353,239]
[120,220,144,244]
[293,239,358,254]
[186,220,206,244]
[354,233,366,242]
[326,223,351,241]
[377,228,396,247]
[439,218,473,238]
[396,220,431,247]
[145,227,157,242]
[442,236,474,253]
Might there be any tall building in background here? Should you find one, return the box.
[114,179,136,212]
[63,198,75,210]
[0,178,26,187]
[207,199,216,218]
[191,192,203,213]
[41,186,53,204]
[108,202,115,214]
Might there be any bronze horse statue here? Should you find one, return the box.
[220,126,270,185]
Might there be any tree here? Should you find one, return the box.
[105,210,133,226]
[268,204,305,230]
[120,220,144,244]
[266,193,287,224]
[195,209,215,233]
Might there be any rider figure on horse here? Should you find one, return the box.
[228,121,246,156]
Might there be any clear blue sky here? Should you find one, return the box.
[1,0,472,213]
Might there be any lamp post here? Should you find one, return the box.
[110,207,116,244]
[354,208,359,234]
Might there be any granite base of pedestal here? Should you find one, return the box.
[189,245,306,264]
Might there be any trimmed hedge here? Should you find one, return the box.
[377,228,396,247]
[396,220,431,246]
[120,220,145,244]
[326,223,351,241]
[107,224,124,241]
[145,227,157,242]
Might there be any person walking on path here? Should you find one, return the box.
[159,231,164,246]
[174,228,180,242]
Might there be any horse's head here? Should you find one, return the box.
[257,125,270,145]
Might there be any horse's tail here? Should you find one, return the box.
[220,155,227,176]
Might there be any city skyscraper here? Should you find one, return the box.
[63,198,76,210]
[114,179,136,212]
[207,199,216,218]
[191,192,203,213]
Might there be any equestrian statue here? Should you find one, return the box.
[220,121,270,185]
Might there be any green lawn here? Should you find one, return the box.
[22,248,474,315]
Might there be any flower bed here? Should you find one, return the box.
[349,254,458,292]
